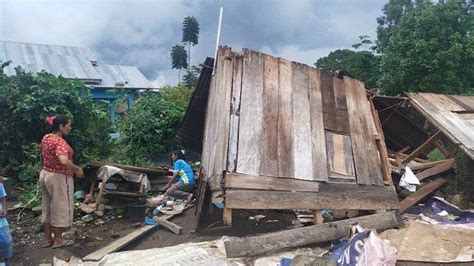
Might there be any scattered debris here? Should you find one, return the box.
[224,212,401,258]
[81,214,94,223]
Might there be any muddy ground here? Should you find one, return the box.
[7,192,296,265]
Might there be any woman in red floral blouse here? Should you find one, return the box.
[40,115,83,249]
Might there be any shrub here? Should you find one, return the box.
[115,86,193,165]
[0,64,112,180]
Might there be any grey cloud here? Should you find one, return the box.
[1,0,386,86]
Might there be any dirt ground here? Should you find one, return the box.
[7,193,296,265]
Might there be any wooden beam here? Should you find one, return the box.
[402,131,443,164]
[224,212,402,258]
[416,160,455,181]
[226,185,399,210]
[89,160,172,175]
[83,225,157,261]
[399,178,447,213]
[409,158,454,171]
[223,208,232,225]
[398,146,411,154]
[153,216,182,234]
[435,141,452,158]
[225,174,319,192]
[369,98,393,186]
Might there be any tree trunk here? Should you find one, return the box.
[188,42,191,70]
[178,69,181,85]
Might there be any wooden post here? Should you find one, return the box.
[402,131,443,164]
[95,181,105,210]
[223,208,232,225]
[313,210,324,224]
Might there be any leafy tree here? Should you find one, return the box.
[376,0,417,53]
[378,0,473,95]
[116,86,194,165]
[181,65,200,88]
[181,16,200,69]
[171,44,188,83]
[0,64,111,179]
[315,49,381,88]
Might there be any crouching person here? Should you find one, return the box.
[164,150,196,202]
[0,181,13,263]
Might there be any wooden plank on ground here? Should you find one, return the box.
[277,58,294,178]
[224,212,402,258]
[308,67,328,181]
[399,178,447,213]
[236,49,263,176]
[292,63,313,181]
[225,173,319,192]
[344,77,370,185]
[259,54,279,177]
[402,131,443,164]
[227,54,243,172]
[416,160,455,181]
[83,225,157,261]
[226,186,399,210]
[153,216,183,235]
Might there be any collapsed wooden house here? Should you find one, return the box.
[372,93,474,212]
[186,46,399,225]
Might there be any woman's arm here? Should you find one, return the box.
[58,155,84,177]
[164,171,179,190]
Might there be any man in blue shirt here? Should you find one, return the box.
[164,150,196,202]
[0,182,13,263]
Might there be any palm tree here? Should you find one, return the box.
[182,16,200,69]
[171,45,188,84]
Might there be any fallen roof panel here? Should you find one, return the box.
[406,92,474,159]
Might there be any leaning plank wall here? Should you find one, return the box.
[202,47,385,186]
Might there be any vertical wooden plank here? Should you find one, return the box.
[361,98,384,185]
[215,48,234,175]
[236,50,263,176]
[348,79,383,185]
[227,54,243,173]
[332,133,347,175]
[326,131,356,179]
[333,77,350,133]
[202,66,217,177]
[369,98,394,186]
[292,63,313,181]
[308,68,328,181]
[321,72,337,131]
[342,134,356,177]
[259,54,279,176]
[344,77,371,185]
[277,58,294,178]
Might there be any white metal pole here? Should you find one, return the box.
[213,6,224,75]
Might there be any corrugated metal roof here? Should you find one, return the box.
[0,41,155,89]
[0,40,101,81]
[94,64,153,89]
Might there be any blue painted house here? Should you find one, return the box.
[0,41,156,125]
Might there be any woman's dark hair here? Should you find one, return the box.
[172,150,186,161]
[45,114,70,132]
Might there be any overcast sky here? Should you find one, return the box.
[0,0,386,87]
